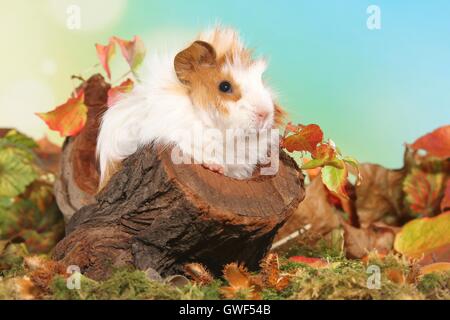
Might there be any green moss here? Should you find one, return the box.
[50,268,185,300]
[281,230,345,262]
[417,272,450,300]
[50,274,99,300]
[49,268,226,300]
[180,279,223,300]
[289,260,423,300]
[0,243,28,277]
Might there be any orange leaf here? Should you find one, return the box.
[282,124,323,153]
[107,78,134,106]
[113,36,146,72]
[95,39,116,79]
[419,262,450,275]
[36,91,87,137]
[410,125,450,159]
[289,256,328,268]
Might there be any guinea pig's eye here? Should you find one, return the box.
[218,81,232,93]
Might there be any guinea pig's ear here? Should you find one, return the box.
[174,41,216,84]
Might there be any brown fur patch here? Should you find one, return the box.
[174,41,242,115]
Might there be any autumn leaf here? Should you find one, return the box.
[35,137,61,174]
[95,39,116,79]
[107,78,134,106]
[0,133,38,198]
[403,168,445,217]
[342,156,362,186]
[419,262,450,276]
[288,256,328,268]
[394,212,450,259]
[36,91,87,137]
[282,123,323,153]
[419,244,450,266]
[281,123,359,199]
[321,161,348,199]
[274,177,340,243]
[410,125,450,159]
[113,36,146,73]
[355,164,406,227]
[301,158,322,180]
[342,221,398,259]
[301,144,340,170]
[2,130,37,149]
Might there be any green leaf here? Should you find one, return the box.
[2,130,37,149]
[321,160,348,198]
[0,147,38,198]
[301,158,326,170]
[301,158,344,170]
[394,212,450,258]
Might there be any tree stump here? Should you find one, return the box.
[52,74,305,280]
[54,74,109,222]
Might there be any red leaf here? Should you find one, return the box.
[107,78,134,106]
[311,143,337,162]
[282,124,323,153]
[403,168,445,217]
[95,39,116,79]
[410,125,450,159]
[36,91,87,137]
[289,256,328,268]
[113,36,146,72]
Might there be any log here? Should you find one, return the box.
[52,74,305,280]
[54,74,109,222]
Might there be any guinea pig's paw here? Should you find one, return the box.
[223,164,255,180]
[202,163,224,175]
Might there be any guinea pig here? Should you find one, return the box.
[97,26,286,189]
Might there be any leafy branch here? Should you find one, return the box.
[280,123,361,199]
[36,36,146,137]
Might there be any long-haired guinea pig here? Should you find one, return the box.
[97,26,286,189]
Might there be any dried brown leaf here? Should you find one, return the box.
[355,164,406,226]
[275,178,340,243]
[342,221,398,259]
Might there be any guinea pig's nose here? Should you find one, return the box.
[256,111,269,122]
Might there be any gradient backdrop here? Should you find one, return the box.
[0,0,449,168]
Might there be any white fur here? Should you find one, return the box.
[97,28,278,184]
